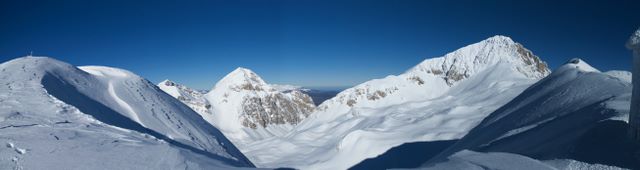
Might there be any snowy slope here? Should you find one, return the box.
[0,57,253,169]
[202,67,316,147]
[419,150,626,170]
[157,80,210,115]
[605,70,632,83]
[243,35,551,169]
[425,59,636,169]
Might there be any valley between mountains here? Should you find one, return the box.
[1,35,637,169]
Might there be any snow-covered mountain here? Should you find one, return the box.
[243,35,551,169]
[198,67,316,146]
[304,35,549,126]
[157,80,210,115]
[0,57,253,169]
[423,150,626,170]
[424,59,636,169]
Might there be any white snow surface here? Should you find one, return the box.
[605,70,632,83]
[157,79,210,115]
[417,150,627,170]
[243,35,551,169]
[425,59,632,167]
[202,67,315,147]
[270,84,306,92]
[0,57,253,169]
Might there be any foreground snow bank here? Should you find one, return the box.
[419,150,626,170]
[426,59,637,169]
[0,57,253,169]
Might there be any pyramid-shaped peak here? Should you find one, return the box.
[160,79,176,86]
[560,58,599,72]
[230,67,257,76]
[408,35,549,85]
[482,35,516,44]
[214,67,267,90]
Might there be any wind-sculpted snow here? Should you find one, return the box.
[0,57,253,169]
[426,59,636,169]
[243,36,550,169]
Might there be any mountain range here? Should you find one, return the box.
[0,35,637,169]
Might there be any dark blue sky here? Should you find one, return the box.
[1,0,639,89]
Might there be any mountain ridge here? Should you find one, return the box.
[0,56,254,169]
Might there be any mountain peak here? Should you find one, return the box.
[230,67,254,75]
[4,56,69,68]
[409,35,550,85]
[160,79,176,86]
[483,35,516,44]
[560,58,599,72]
[213,67,267,91]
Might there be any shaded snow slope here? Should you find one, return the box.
[0,57,253,169]
[418,150,626,170]
[243,35,550,169]
[605,70,632,83]
[426,59,637,169]
[202,67,316,147]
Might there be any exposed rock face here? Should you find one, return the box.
[241,90,315,129]
[414,36,550,86]
[157,80,211,115]
[317,35,551,113]
[627,27,640,141]
[202,67,316,145]
[0,57,254,168]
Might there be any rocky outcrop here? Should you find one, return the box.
[202,68,316,145]
[415,36,550,86]
[157,80,211,115]
[319,35,551,112]
[241,90,315,129]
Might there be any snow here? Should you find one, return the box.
[556,58,600,73]
[157,79,210,115]
[1,34,633,169]
[196,67,315,148]
[605,70,632,83]
[416,150,627,170]
[425,59,634,168]
[544,159,629,170]
[242,35,551,169]
[0,57,253,169]
[419,150,558,170]
[270,84,305,92]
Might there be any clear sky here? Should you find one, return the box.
[1,0,639,90]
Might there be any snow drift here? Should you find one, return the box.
[0,57,253,169]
